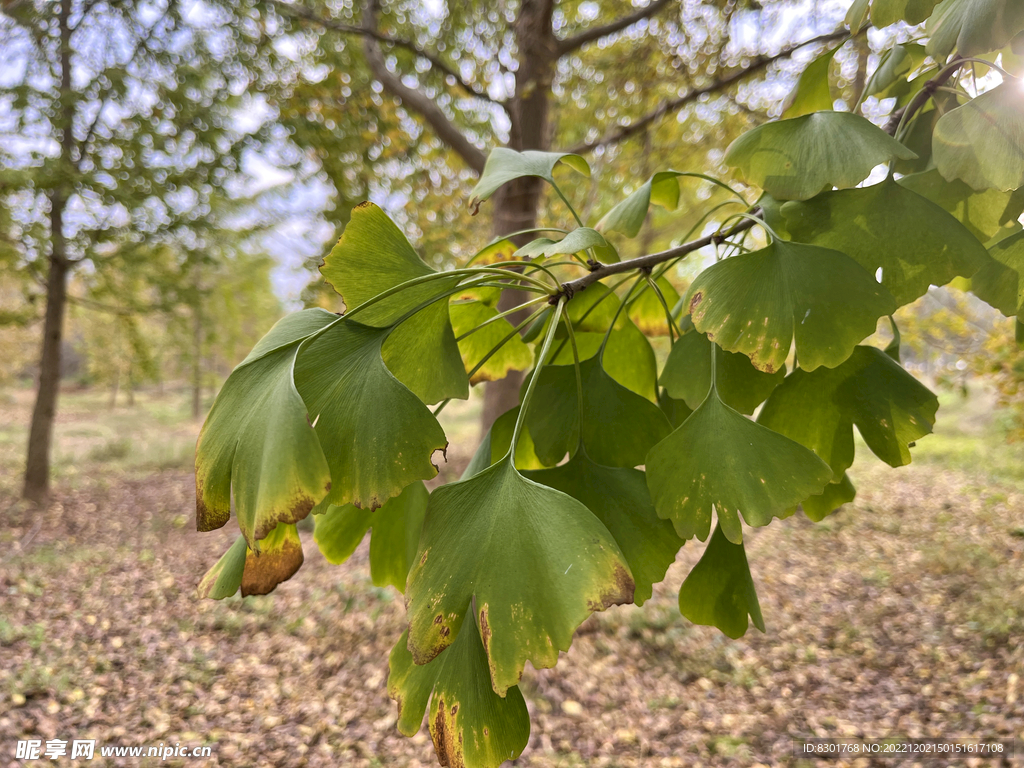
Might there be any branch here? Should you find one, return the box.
[359,0,487,173]
[557,0,673,56]
[269,0,501,107]
[569,28,850,154]
[556,217,756,300]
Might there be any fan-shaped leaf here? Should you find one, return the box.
[934,82,1024,192]
[450,301,533,384]
[782,46,837,118]
[802,473,857,522]
[846,0,870,32]
[196,309,333,548]
[388,623,530,768]
[897,169,1018,240]
[197,523,304,599]
[629,277,681,335]
[989,229,1024,314]
[526,355,671,468]
[596,171,685,237]
[313,481,428,592]
[513,227,609,259]
[406,460,633,694]
[724,112,916,201]
[647,390,832,544]
[781,178,988,305]
[470,148,590,206]
[685,239,896,373]
[872,0,940,26]
[927,0,1024,59]
[660,330,784,414]
[678,524,765,639]
[527,453,684,605]
[294,319,447,510]
[757,345,939,479]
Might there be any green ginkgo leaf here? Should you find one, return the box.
[864,43,929,99]
[405,459,633,694]
[658,389,694,428]
[660,330,784,414]
[526,355,672,468]
[294,319,448,510]
[801,473,857,522]
[468,405,546,473]
[782,46,837,119]
[513,227,609,259]
[846,0,870,32]
[934,82,1024,192]
[897,169,1018,240]
[313,481,429,592]
[872,0,940,26]
[685,239,896,373]
[320,201,467,404]
[449,301,533,384]
[781,178,988,305]
[628,277,681,335]
[989,229,1024,314]
[196,309,334,548]
[596,171,686,237]
[527,452,684,605]
[647,390,832,544]
[470,148,590,206]
[724,112,916,201]
[927,0,1024,59]
[757,345,939,478]
[678,524,765,639]
[196,522,305,599]
[388,623,530,768]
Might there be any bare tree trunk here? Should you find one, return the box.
[480,0,556,432]
[23,0,73,504]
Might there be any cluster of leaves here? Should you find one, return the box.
[192,3,1024,765]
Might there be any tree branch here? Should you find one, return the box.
[269,0,501,107]
[359,0,487,173]
[569,27,850,155]
[557,0,673,56]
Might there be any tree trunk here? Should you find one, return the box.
[23,0,73,503]
[480,0,556,433]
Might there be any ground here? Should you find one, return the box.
[1,385,1022,767]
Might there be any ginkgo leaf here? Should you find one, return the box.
[546,319,660,400]
[782,46,837,118]
[294,318,448,510]
[678,524,765,639]
[685,239,896,373]
[724,112,916,201]
[470,148,590,206]
[934,82,1024,192]
[388,623,530,768]
[196,523,305,599]
[660,330,784,414]
[646,390,832,544]
[989,229,1024,313]
[526,355,671,468]
[658,389,694,428]
[757,345,939,478]
[781,178,988,305]
[864,43,929,99]
[449,301,533,384]
[320,201,468,403]
[527,452,685,605]
[405,459,633,694]
[801,473,857,522]
[846,0,870,32]
[513,227,609,259]
[196,309,334,549]
[897,169,1018,240]
[596,171,686,237]
[927,0,1024,59]
[313,481,428,592]
[471,405,546,473]
[629,277,681,335]
[466,237,519,267]
[872,0,940,27]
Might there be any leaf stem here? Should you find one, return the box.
[509,298,566,456]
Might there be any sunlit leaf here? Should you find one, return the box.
[514,227,609,259]
[782,46,837,118]
[294,319,448,510]
[449,301,533,384]
[547,318,660,400]
[196,309,333,548]
[647,389,832,544]
[724,112,916,201]
[660,329,784,414]
[596,171,685,237]
[898,169,1018,240]
[927,0,1024,59]
[465,405,546,477]
[678,524,765,639]
[846,0,870,32]
[864,43,928,98]
[933,82,1024,192]
[470,148,590,206]
[527,452,684,605]
[197,523,304,599]
[757,345,939,479]
[388,624,530,768]
[406,460,633,694]
[628,277,681,335]
[872,0,940,26]
[685,239,896,373]
[781,178,988,305]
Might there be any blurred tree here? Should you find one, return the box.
[0,0,288,501]
[260,0,851,428]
